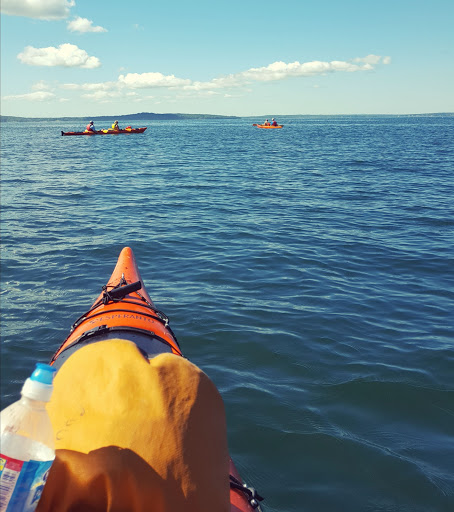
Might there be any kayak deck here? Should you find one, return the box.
[61,127,147,136]
[49,247,263,512]
[50,247,181,368]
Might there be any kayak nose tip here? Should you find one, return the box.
[118,246,135,265]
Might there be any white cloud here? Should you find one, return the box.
[81,90,141,103]
[354,54,391,66]
[31,80,51,91]
[17,44,101,68]
[331,60,370,72]
[1,0,74,20]
[240,60,329,82]
[67,16,107,33]
[235,58,375,83]
[81,91,121,100]
[61,81,115,91]
[354,54,382,65]
[64,84,138,102]
[184,80,221,91]
[60,83,81,90]
[3,91,56,101]
[118,72,192,88]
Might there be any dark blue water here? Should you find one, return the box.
[1,116,453,511]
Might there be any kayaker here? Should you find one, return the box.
[37,339,230,512]
[85,120,95,132]
[111,120,120,130]
[263,119,270,126]
[271,118,278,126]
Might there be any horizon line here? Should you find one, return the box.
[1,111,453,121]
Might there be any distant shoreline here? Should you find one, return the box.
[0,112,239,122]
[1,112,453,122]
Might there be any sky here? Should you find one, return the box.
[1,0,453,117]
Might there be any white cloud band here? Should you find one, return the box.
[3,91,56,101]
[116,55,390,92]
[118,72,192,88]
[4,54,391,105]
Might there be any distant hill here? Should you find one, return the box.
[0,112,239,122]
[1,112,452,123]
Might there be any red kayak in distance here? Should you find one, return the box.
[61,127,147,136]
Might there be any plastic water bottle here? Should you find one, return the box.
[0,363,56,512]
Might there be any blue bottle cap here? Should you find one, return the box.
[30,363,56,385]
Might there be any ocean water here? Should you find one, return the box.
[1,115,453,511]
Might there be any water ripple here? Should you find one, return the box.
[1,116,454,511]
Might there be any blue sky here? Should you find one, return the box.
[1,0,453,117]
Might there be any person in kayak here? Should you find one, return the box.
[85,120,95,132]
[271,118,278,126]
[111,120,120,130]
[263,119,270,126]
[37,339,230,512]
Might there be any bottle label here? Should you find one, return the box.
[0,454,53,512]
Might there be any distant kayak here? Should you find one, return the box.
[253,124,283,129]
[61,127,147,136]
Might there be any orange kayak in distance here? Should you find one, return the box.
[49,247,264,512]
[61,127,147,136]
[253,124,283,129]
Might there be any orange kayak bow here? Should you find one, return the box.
[50,247,181,369]
[49,247,263,512]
